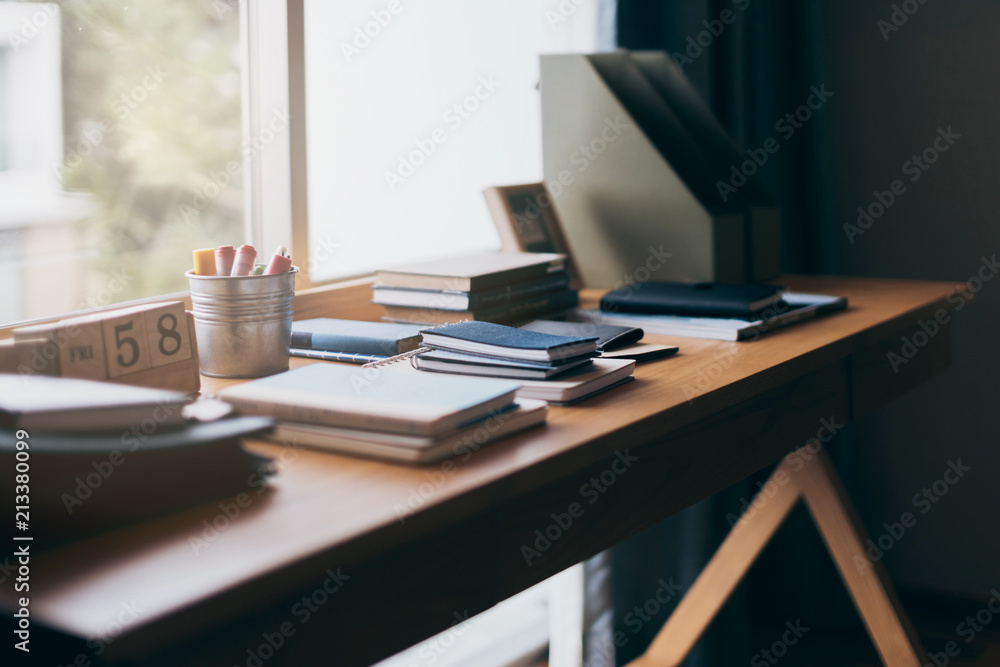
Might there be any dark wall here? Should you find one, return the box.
[823,0,1000,598]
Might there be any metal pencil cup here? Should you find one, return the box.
[186,267,298,378]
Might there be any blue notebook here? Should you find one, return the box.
[415,349,594,379]
[290,318,423,355]
[219,363,521,436]
[419,321,598,363]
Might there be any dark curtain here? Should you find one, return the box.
[608,1,857,665]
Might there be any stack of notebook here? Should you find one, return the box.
[373,252,577,325]
[218,363,547,463]
[0,375,274,545]
[576,282,848,341]
[412,321,636,405]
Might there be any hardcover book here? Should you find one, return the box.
[372,272,571,311]
[290,318,423,355]
[376,252,566,292]
[382,290,578,325]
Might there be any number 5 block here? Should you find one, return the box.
[101,310,153,378]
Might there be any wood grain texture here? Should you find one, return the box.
[0,275,961,666]
[633,445,929,667]
[798,450,927,666]
[639,459,804,667]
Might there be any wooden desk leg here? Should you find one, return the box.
[796,450,927,667]
[628,448,927,667]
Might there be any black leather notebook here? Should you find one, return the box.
[419,321,598,363]
[600,282,785,319]
[519,319,643,351]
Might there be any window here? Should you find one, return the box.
[0,0,243,324]
[2,0,613,322]
[299,0,609,283]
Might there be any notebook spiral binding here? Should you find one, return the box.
[361,347,431,369]
[361,320,470,370]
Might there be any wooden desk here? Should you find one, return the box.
[8,276,959,666]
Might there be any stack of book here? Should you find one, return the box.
[0,374,274,545]
[412,321,636,405]
[218,363,548,463]
[373,252,577,325]
[575,282,848,341]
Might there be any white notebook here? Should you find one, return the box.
[219,362,520,437]
[374,354,635,406]
[269,399,547,464]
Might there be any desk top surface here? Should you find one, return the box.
[9,275,960,644]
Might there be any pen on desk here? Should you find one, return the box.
[215,245,236,276]
[288,348,388,365]
[264,245,292,275]
[193,248,217,276]
[231,244,257,276]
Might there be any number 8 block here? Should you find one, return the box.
[144,302,192,368]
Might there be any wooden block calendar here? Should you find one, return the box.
[5,301,201,393]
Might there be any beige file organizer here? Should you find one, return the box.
[540,52,780,288]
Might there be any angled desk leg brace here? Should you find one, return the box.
[628,448,928,667]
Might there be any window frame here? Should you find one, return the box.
[241,0,310,286]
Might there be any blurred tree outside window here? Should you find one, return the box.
[0,0,244,324]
